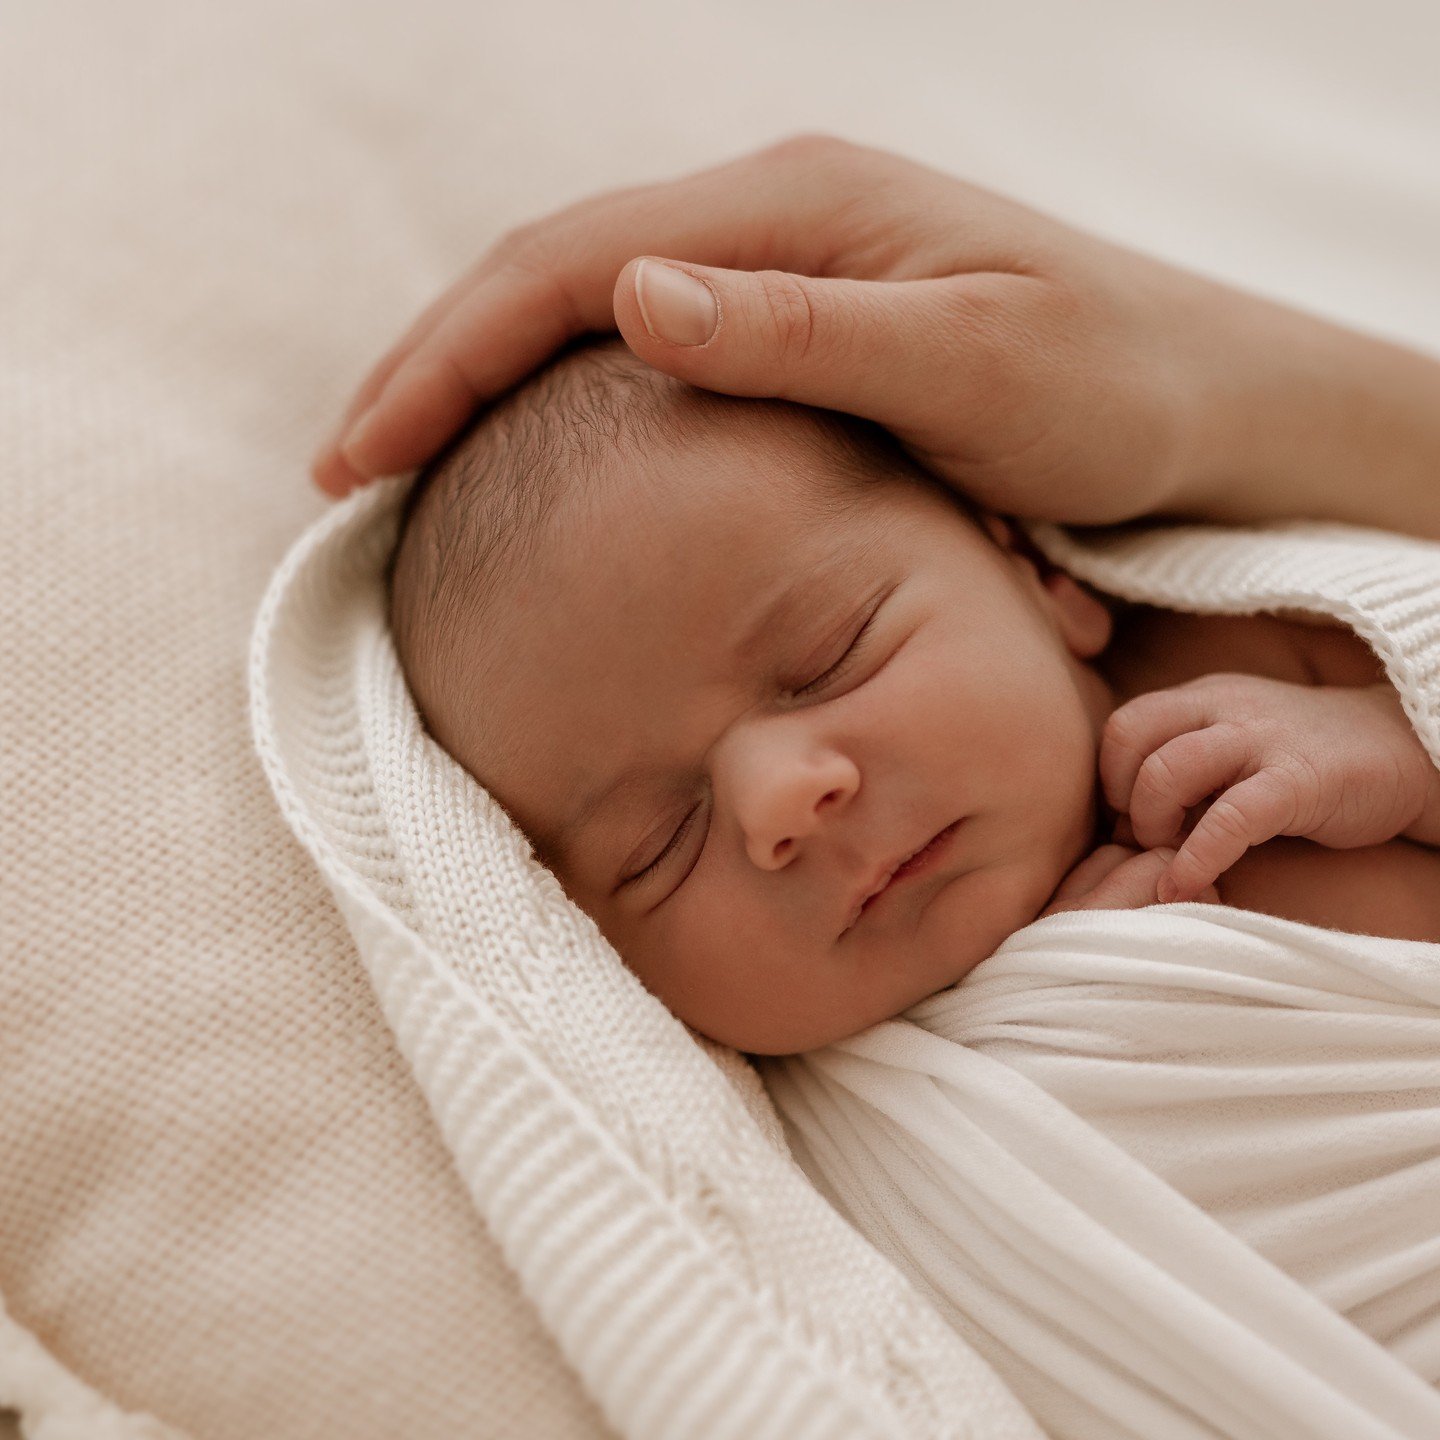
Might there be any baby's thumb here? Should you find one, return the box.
[612,256,1002,438]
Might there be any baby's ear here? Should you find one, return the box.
[1044,570,1113,659]
[981,511,1112,660]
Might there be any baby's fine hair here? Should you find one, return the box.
[386,338,937,741]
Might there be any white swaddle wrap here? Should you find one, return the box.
[762,911,1440,1440]
[251,480,1440,1440]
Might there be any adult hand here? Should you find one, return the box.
[312,136,1440,541]
[313,136,1219,518]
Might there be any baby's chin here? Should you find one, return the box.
[921,858,1062,991]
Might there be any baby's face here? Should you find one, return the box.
[446,420,1114,1053]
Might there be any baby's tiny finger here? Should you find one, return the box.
[1100,690,1208,813]
[1128,724,1246,850]
[1041,843,1140,914]
[1157,865,1222,904]
[1064,846,1181,913]
[1163,770,1297,900]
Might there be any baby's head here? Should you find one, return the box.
[389,340,1114,1053]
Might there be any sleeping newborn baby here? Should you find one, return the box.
[387,339,1440,1054]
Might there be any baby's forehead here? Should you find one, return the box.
[596,393,895,540]
[553,421,928,666]
[550,388,981,640]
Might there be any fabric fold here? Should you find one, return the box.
[765,907,1440,1439]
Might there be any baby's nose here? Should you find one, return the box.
[736,752,860,871]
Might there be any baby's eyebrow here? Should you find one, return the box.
[559,766,663,854]
[549,573,818,852]
[732,572,812,662]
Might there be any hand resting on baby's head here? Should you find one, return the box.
[388,339,1121,1052]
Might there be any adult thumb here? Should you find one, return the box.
[613,255,1025,440]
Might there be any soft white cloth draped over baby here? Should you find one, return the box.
[763,908,1440,1440]
[252,483,1440,1440]
[764,520,1440,1440]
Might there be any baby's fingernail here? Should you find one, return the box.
[634,259,719,346]
[1156,874,1179,903]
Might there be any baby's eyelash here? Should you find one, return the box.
[629,805,702,886]
[794,613,878,698]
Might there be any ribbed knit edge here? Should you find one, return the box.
[249,486,1043,1440]
[0,1296,188,1440]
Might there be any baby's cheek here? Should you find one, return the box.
[634,884,772,1003]
[652,898,830,1051]
[929,858,1062,970]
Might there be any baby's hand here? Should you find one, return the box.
[1101,674,1439,902]
[1041,843,1220,917]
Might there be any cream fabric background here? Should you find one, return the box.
[2,2,1437,1437]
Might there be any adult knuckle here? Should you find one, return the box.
[934,278,1007,348]
[934,277,1047,411]
[762,132,855,168]
[489,219,545,264]
[758,270,822,362]
[763,135,908,224]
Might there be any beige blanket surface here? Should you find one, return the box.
[3,1,1438,1436]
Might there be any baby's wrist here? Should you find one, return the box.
[1358,683,1440,847]
[1402,755,1440,848]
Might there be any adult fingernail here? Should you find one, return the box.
[340,405,379,475]
[310,450,355,497]
[634,259,719,346]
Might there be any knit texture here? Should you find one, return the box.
[0,9,616,1438]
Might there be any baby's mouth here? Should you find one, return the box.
[841,820,964,936]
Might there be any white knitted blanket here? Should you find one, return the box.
[250,488,1440,1440]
